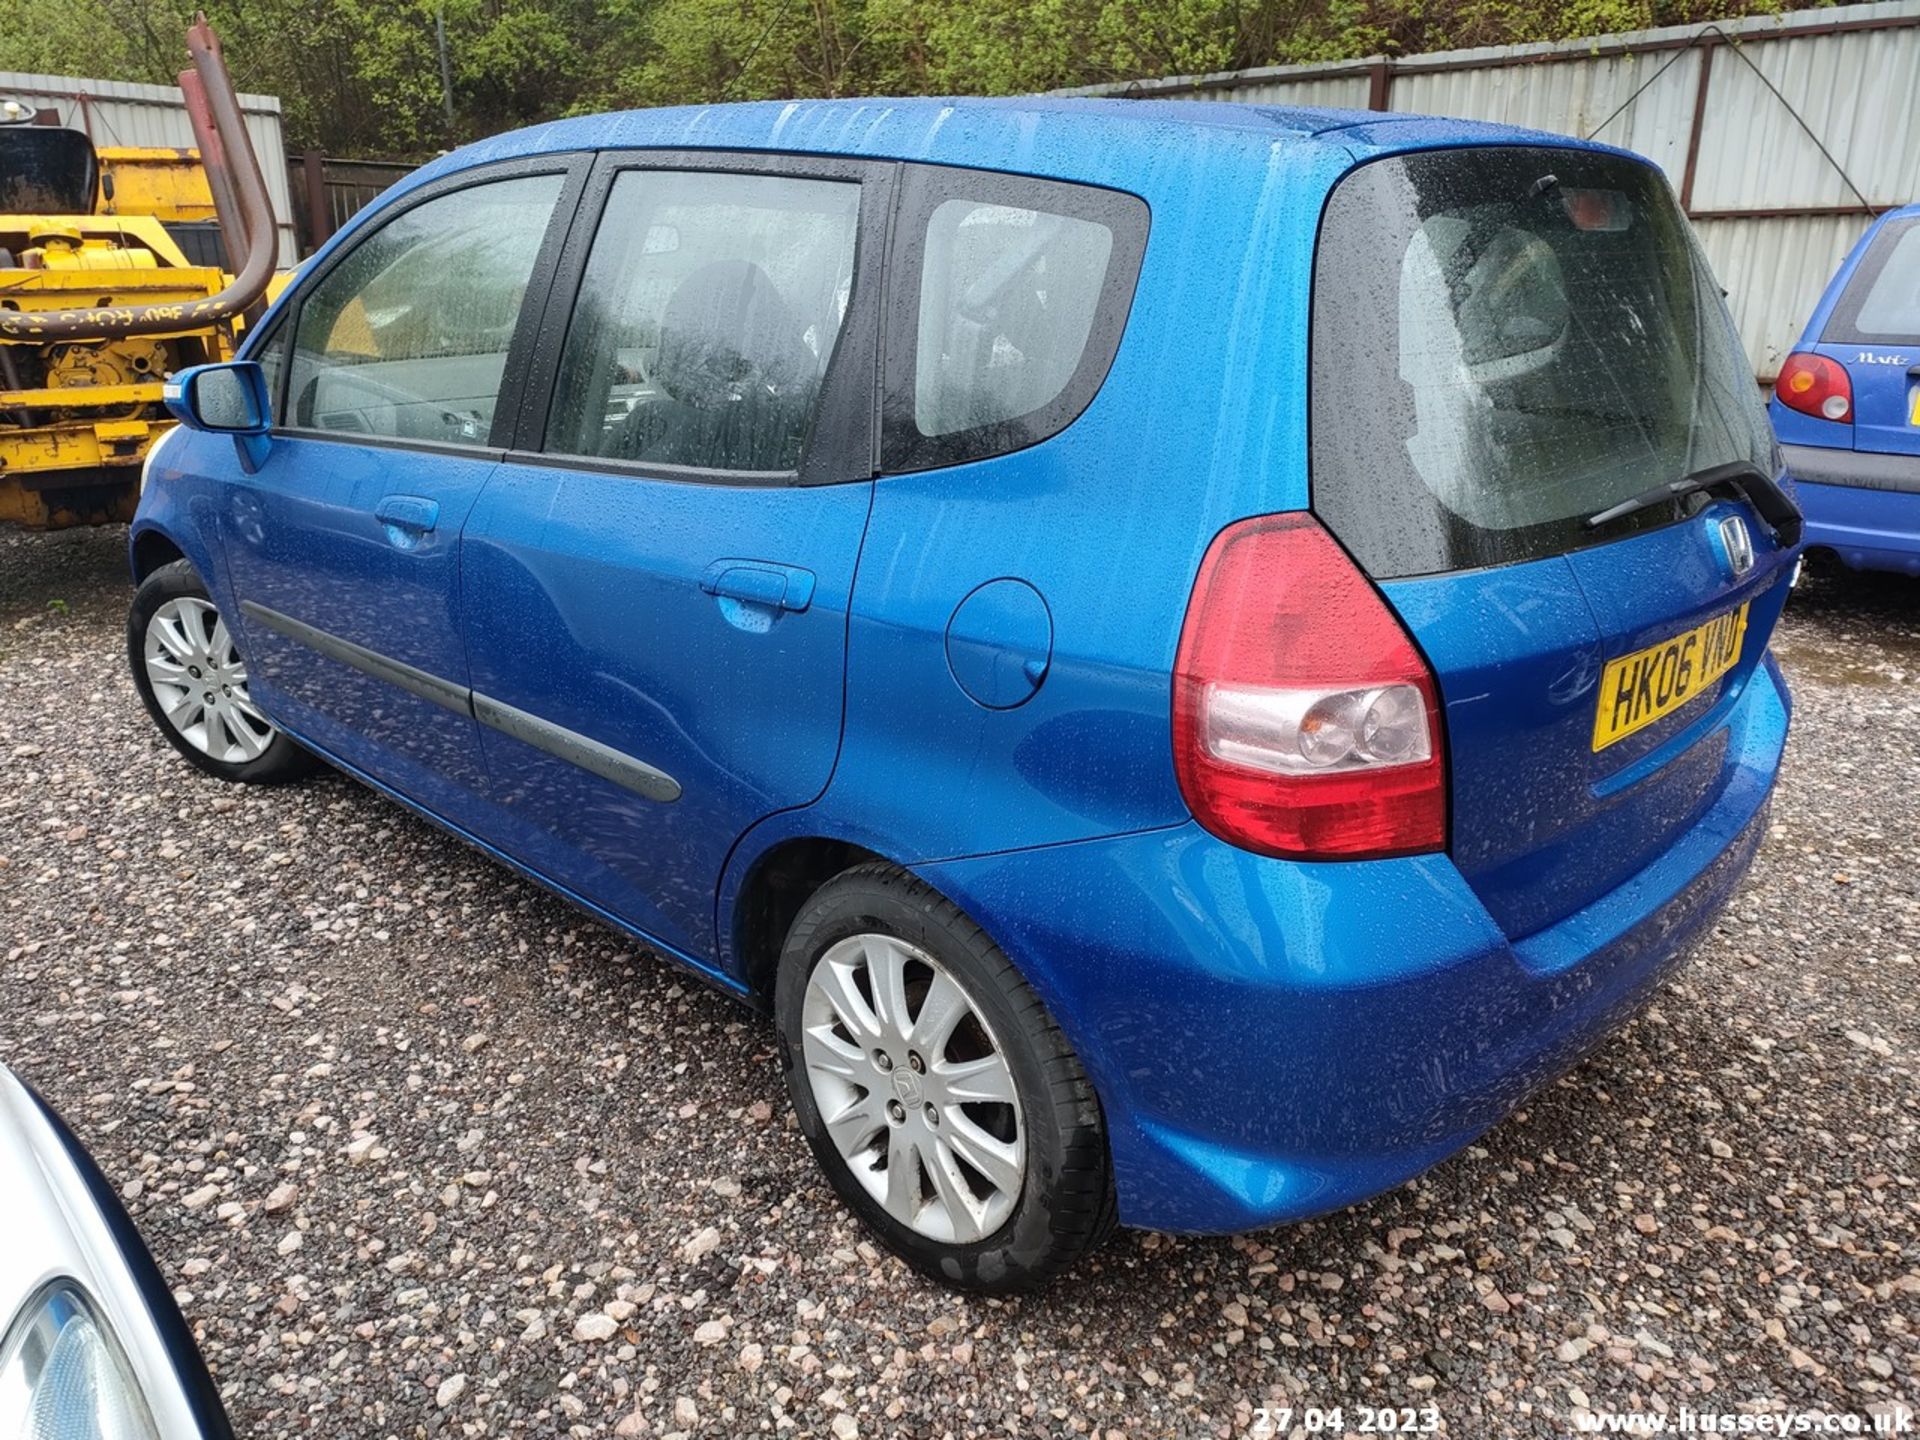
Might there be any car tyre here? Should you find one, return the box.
[776,862,1116,1292]
[128,560,318,785]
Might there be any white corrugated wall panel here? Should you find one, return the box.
[1180,74,1374,109]
[1065,66,1376,109]
[0,70,296,264]
[1689,25,1920,211]
[1695,213,1876,380]
[1062,0,1920,381]
[1389,49,1704,183]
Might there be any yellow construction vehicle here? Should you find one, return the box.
[0,18,280,530]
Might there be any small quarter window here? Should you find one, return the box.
[883,168,1148,473]
[286,173,563,444]
[543,169,861,474]
[914,200,1114,437]
[250,324,289,424]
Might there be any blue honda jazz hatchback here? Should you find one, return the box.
[1770,202,1920,575]
[130,98,1797,1290]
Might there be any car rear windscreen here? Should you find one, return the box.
[1825,217,1920,344]
[1311,146,1773,579]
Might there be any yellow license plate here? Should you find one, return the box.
[1592,602,1750,751]
[1909,388,1920,425]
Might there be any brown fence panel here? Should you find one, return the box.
[285,152,420,255]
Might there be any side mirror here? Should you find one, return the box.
[163,361,271,472]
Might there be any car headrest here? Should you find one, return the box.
[654,260,815,411]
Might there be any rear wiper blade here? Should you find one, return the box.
[1585,459,1802,547]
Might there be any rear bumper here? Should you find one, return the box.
[1782,445,1920,574]
[916,658,1790,1234]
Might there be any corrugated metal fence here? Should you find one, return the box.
[0,70,298,266]
[1064,0,1920,380]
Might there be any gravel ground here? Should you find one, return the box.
[0,525,1915,1439]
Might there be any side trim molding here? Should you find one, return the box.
[240,600,469,715]
[471,692,683,803]
[237,599,682,803]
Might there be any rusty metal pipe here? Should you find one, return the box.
[180,68,249,273]
[0,13,277,344]
[178,40,269,331]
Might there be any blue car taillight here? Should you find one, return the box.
[1171,512,1446,861]
[1776,351,1853,422]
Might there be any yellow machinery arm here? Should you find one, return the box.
[0,14,281,529]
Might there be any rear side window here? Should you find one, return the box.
[286,173,563,444]
[882,167,1148,473]
[1312,147,1773,579]
[1826,218,1920,344]
[543,169,861,474]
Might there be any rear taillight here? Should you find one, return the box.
[1776,352,1852,422]
[1172,513,1446,861]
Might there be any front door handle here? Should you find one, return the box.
[700,560,816,613]
[375,495,440,548]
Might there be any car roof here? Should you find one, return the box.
[405,95,1630,194]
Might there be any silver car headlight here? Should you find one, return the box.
[0,1065,230,1440]
[0,1283,160,1440]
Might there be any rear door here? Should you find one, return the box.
[1311,145,1792,940]
[1815,215,1920,457]
[457,153,886,960]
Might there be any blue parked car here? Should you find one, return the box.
[129,98,1797,1290]
[1771,202,1920,574]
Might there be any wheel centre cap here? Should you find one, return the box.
[891,1067,923,1107]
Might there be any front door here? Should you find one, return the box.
[221,163,578,824]
[458,155,887,962]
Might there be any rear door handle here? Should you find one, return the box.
[375,495,440,534]
[700,560,816,613]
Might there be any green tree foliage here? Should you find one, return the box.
[0,0,1797,155]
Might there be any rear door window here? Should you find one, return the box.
[1311,147,1773,579]
[1825,218,1920,344]
[542,169,861,474]
[881,167,1148,473]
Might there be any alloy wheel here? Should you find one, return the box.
[800,933,1026,1243]
[143,597,276,765]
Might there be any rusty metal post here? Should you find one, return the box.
[301,149,333,251]
[1366,59,1392,111]
[1678,42,1715,216]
